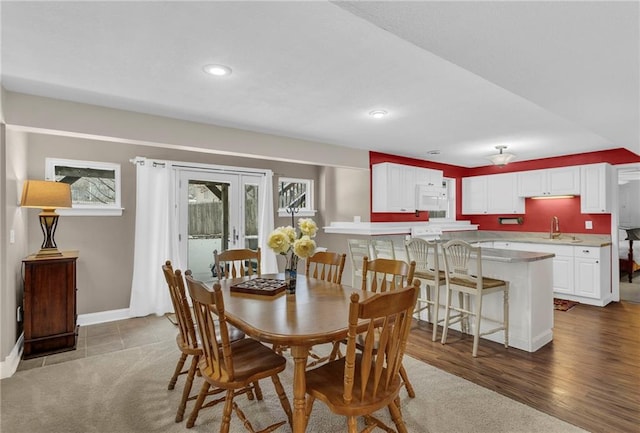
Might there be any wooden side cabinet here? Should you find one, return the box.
[22,251,79,359]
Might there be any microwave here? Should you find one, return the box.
[415,183,448,211]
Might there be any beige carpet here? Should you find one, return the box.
[1,340,588,433]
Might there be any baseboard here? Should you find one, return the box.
[77,308,131,326]
[0,333,24,379]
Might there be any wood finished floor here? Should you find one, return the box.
[405,300,640,433]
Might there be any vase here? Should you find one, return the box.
[285,253,298,293]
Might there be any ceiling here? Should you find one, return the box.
[1,1,638,168]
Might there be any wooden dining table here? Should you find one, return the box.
[212,273,376,433]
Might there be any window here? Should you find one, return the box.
[277,177,316,217]
[45,158,123,216]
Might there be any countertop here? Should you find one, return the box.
[323,220,478,236]
[479,248,555,263]
[441,231,612,248]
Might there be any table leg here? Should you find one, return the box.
[291,345,309,433]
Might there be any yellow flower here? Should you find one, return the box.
[267,228,291,254]
[298,218,318,237]
[293,235,316,258]
[283,225,296,243]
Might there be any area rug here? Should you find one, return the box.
[0,340,588,433]
[554,298,579,311]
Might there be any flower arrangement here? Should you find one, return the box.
[267,218,318,273]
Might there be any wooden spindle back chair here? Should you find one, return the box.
[405,238,446,341]
[305,251,347,284]
[214,248,261,280]
[361,257,415,293]
[184,271,293,431]
[305,283,419,433]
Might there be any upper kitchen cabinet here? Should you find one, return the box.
[462,173,524,215]
[414,166,443,188]
[372,162,444,213]
[517,166,580,197]
[580,163,612,214]
[372,162,415,213]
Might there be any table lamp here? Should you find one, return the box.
[20,180,72,257]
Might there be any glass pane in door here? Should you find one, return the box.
[184,177,236,282]
[244,183,259,251]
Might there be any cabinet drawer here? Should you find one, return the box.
[574,246,601,259]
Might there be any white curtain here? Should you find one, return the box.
[259,170,278,273]
[129,158,174,317]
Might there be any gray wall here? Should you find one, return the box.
[2,90,370,363]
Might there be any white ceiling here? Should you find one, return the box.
[1,1,638,167]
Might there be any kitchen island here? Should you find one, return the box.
[462,248,554,352]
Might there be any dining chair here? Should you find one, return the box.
[298,250,348,368]
[330,256,417,398]
[370,237,396,260]
[162,261,202,423]
[360,256,415,294]
[405,238,446,341]
[162,261,247,424]
[440,239,510,357]
[214,248,261,280]
[347,239,371,288]
[304,283,419,433]
[305,250,347,284]
[184,271,293,432]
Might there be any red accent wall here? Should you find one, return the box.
[369,148,639,233]
[471,197,611,234]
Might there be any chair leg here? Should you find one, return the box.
[440,285,452,344]
[431,284,440,342]
[472,294,483,358]
[186,381,210,428]
[388,398,409,433]
[220,389,235,433]
[304,395,316,431]
[504,286,510,348]
[329,340,343,361]
[399,364,415,398]
[176,354,199,422]
[169,353,187,390]
[252,381,263,400]
[271,374,293,427]
[347,416,358,433]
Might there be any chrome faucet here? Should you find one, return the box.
[550,216,561,239]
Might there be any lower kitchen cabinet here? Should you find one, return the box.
[22,251,79,359]
[489,242,611,306]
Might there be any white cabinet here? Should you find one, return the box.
[580,163,612,214]
[492,242,574,295]
[574,246,610,299]
[517,167,580,197]
[462,173,524,215]
[462,176,487,214]
[489,241,611,306]
[372,163,444,213]
[414,166,443,188]
[372,163,415,213]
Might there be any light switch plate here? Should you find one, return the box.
[585,221,593,230]
[9,229,15,244]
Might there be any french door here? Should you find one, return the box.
[177,169,261,282]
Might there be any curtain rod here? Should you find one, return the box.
[130,157,271,176]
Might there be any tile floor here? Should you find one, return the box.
[17,314,177,371]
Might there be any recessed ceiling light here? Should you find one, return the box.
[369,110,388,119]
[203,64,232,76]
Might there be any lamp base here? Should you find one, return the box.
[35,248,64,258]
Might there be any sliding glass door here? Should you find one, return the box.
[177,170,261,282]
